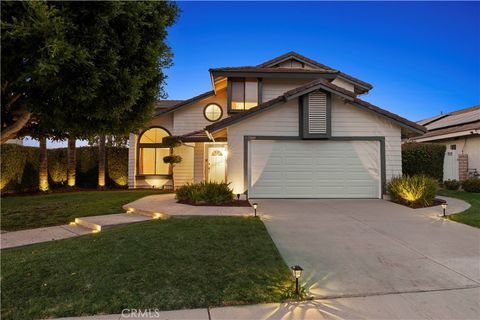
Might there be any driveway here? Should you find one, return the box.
[256,199,480,299]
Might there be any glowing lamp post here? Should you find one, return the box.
[442,202,448,217]
[291,265,303,295]
[252,203,258,217]
[237,193,241,201]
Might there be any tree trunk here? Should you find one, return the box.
[67,136,76,187]
[39,136,49,191]
[98,135,106,188]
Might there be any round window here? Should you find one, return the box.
[204,103,222,122]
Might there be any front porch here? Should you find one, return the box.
[129,127,229,189]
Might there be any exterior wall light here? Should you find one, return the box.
[252,203,258,217]
[291,265,303,295]
[442,202,448,217]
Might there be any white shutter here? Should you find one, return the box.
[308,92,327,134]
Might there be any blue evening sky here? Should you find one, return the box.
[26,1,480,147]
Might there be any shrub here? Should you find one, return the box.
[48,148,68,186]
[444,179,460,190]
[176,181,234,205]
[1,144,129,192]
[387,175,438,207]
[0,144,38,191]
[402,143,446,181]
[461,179,480,193]
[107,147,128,187]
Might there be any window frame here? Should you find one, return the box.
[136,126,172,177]
[203,103,223,122]
[227,77,261,113]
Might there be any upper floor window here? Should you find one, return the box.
[231,78,258,110]
[138,127,171,175]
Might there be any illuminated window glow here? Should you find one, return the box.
[204,103,222,122]
[138,127,171,175]
[231,78,258,110]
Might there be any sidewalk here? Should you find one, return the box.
[55,286,480,319]
[1,224,91,249]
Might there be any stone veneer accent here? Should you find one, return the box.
[458,154,469,181]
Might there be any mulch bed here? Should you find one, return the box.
[177,200,251,207]
[390,197,447,209]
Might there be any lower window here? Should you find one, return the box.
[139,147,170,175]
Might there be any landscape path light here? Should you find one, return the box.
[291,265,303,295]
[252,203,258,217]
[442,202,448,217]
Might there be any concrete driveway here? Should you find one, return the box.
[256,199,480,300]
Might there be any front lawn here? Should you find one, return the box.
[1,190,164,231]
[1,217,291,319]
[438,190,480,228]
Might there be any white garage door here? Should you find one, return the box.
[248,140,381,198]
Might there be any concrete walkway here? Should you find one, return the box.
[123,193,252,217]
[0,213,154,249]
[55,287,480,319]
[0,224,92,249]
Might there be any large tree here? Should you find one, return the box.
[1,1,178,144]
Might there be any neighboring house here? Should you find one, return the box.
[128,52,425,199]
[412,106,480,181]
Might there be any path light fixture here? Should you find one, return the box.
[237,193,241,201]
[252,203,258,217]
[291,265,303,295]
[442,202,448,217]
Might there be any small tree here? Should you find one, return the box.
[162,137,182,189]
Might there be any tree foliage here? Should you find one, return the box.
[1,1,179,142]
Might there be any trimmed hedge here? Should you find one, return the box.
[461,179,480,193]
[1,144,128,192]
[402,142,446,181]
[444,179,460,190]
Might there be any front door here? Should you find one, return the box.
[443,145,459,181]
[207,146,227,183]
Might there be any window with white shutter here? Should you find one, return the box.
[300,90,331,138]
[308,92,327,134]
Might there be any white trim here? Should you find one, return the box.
[415,130,479,142]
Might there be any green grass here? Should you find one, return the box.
[438,190,480,228]
[0,190,164,231]
[1,217,291,319]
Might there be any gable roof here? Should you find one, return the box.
[257,51,336,71]
[154,90,215,116]
[209,67,338,75]
[258,51,373,91]
[210,52,372,94]
[205,78,425,134]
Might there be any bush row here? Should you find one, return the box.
[402,142,446,181]
[0,144,128,192]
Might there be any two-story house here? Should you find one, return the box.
[128,52,425,199]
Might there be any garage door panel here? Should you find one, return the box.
[249,140,381,198]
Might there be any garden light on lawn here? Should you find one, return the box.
[442,202,448,217]
[252,203,258,217]
[291,265,303,295]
